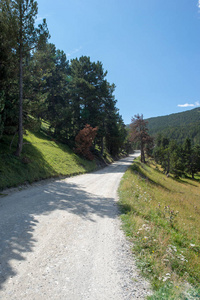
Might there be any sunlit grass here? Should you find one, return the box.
[0,130,96,190]
[118,158,200,298]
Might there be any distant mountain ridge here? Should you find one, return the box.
[146,107,200,144]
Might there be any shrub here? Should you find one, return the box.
[75,124,98,160]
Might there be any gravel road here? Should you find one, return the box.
[0,153,152,299]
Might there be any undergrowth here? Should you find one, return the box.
[118,158,200,299]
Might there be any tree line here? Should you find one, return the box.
[129,115,200,179]
[153,135,200,179]
[147,107,200,145]
[0,0,128,158]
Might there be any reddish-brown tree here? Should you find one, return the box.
[75,124,98,160]
[129,114,154,163]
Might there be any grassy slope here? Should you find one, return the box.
[0,130,96,191]
[118,158,200,299]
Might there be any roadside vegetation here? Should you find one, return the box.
[0,129,97,191]
[118,157,200,299]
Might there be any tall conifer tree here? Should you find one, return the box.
[2,0,49,156]
[129,114,153,163]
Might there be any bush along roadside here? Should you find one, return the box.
[118,159,200,299]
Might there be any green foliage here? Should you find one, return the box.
[153,136,200,178]
[0,0,19,137]
[147,108,200,145]
[0,1,127,159]
[0,0,50,156]
[147,284,200,300]
[67,56,127,155]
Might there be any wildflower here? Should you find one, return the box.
[162,277,169,282]
[190,244,195,247]
[162,273,171,281]
[178,254,188,262]
[171,245,177,252]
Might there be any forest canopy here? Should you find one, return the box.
[146,108,200,145]
[0,0,128,157]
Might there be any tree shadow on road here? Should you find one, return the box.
[0,179,119,290]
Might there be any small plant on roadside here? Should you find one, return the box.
[156,204,179,228]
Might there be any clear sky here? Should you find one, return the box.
[36,0,200,124]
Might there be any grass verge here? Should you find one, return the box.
[118,158,200,299]
[0,130,96,190]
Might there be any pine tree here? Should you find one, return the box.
[0,0,18,138]
[2,0,49,156]
[129,114,153,163]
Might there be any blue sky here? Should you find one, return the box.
[36,0,200,124]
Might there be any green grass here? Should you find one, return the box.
[118,158,200,299]
[0,130,96,190]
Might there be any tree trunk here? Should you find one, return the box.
[101,120,105,155]
[140,142,146,163]
[15,7,23,157]
[100,136,104,155]
[167,152,170,174]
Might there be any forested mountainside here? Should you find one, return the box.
[146,108,200,144]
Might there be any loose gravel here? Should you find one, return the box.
[0,153,152,299]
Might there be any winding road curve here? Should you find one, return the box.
[0,152,151,299]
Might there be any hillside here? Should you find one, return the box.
[119,158,200,298]
[0,130,98,191]
[146,107,200,144]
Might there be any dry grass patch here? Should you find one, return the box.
[118,159,200,299]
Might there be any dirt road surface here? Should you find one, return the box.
[0,153,152,299]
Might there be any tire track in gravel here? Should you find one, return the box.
[0,152,152,299]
